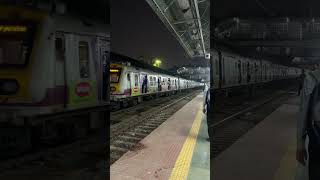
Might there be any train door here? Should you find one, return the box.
[242,61,245,84]
[98,38,110,102]
[152,76,158,92]
[235,60,238,84]
[148,76,153,92]
[174,79,177,90]
[131,72,140,96]
[63,34,98,108]
[222,57,225,86]
[238,60,242,84]
[254,62,257,82]
[177,78,180,90]
[162,77,167,91]
[259,61,262,82]
[71,36,98,108]
[158,76,162,91]
[54,33,67,107]
[126,72,131,95]
[247,62,250,83]
[140,73,147,94]
[218,51,223,88]
[214,57,219,88]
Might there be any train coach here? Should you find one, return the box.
[110,53,202,107]
[0,4,110,152]
[211,49,301,90]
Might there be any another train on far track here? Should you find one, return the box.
[210,49,301,90]
[110,53,203,107]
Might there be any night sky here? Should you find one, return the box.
[61,0,109,23]
[110,0,208,69]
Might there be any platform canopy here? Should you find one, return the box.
[145,0,210,58]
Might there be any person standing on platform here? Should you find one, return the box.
[297,67,320,180]
[203,83,212,142]
[144,75,148,93]
[141,75,148,93]
[298,69,306,96]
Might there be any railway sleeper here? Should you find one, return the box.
[125,132,148,139]
[110,145,128,154]
[151,117,168,123]
[143,123,160,127]
[113,140,136,149]
[118,135,141,143]
[132,128,150,135]
[136,125,156,131]
[134,128,151,134]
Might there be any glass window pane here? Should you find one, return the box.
[79,41,90,78]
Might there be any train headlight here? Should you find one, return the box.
[0,80,19,95]
[110,87,116,92]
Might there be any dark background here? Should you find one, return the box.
[0,0,110,23]
[212,0,320,28]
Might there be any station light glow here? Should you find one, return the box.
[153,59,162,67]
[0,25,27,32]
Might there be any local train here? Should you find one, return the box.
[110,53,202,106]
[211,49,301,89]
[0,4,109,151]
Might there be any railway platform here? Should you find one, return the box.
[110,93,210,180]
[213,96,301,180]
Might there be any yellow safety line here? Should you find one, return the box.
[273,137,297,180]
[169,105,203,180]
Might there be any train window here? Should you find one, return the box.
[0,24,34,67]
[215,59,219,75]
[55,38,64,52]
[149,76,153,86]
[0,40,29,66]
[79,41,90,78]
[153,77,156,84]
[127,73,130,81]
[134,74,138,86]
[242,62,245,74]
[110,69,121,83]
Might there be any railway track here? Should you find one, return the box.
[110,90,201,165]
[211,89,296,159]
[0,131,106,180]
[0,89,200,179]
[0,85,295,178]
[110,90,198,124]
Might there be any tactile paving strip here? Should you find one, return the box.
[169,107,203,180]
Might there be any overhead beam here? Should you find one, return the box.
[172,18,199,25]
[193,0,206,55]
[221,39,320,48]
[164,0,177,12]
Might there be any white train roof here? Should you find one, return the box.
[53,14,110,38]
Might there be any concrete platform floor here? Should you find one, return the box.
[212,96,302,180]
[110,93,210,180]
